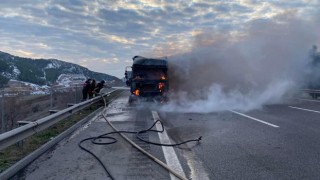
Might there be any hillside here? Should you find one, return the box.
[0,51,121,87]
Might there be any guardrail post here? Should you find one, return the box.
[49,110,60,114]
[16,121,31,147]
[50,87,53,108]
[1,90,5,133]
[67,103,75,107]
[74,86,77,104]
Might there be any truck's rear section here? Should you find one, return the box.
[125,56,168,104]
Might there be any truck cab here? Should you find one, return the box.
[125,56,169,104]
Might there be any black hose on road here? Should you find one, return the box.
[78,92,202,180]
[78,119,201,180]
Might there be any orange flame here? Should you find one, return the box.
[158,82,165,92]
[161,76,166,80]
[133,89,140,96]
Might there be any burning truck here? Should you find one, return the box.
[125,56,169,104]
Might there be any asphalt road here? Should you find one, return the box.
[158,98,320,180]
[20,92,320,180]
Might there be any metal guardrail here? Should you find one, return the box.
[303,89,320,93]
[0,89,119,150]
[0,107,105,180]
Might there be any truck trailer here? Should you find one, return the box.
[125,56,169,104]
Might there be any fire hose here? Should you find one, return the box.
[78,92,202,180]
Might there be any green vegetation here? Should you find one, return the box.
[45,68,61,83]
[0,51,121,85]
[18,71,46,85]
[33,59,51,69]
[0,59,12,87]
[0,59,12,72]
[16,59,46,85]
[0,75,9,88]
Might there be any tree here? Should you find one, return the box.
[0,75,9,88]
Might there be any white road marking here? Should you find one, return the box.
[229,110,280,128]
[288,106,320,114]
[152,111,186,180]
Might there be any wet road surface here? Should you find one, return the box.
[21,92,320,180]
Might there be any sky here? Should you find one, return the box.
[0,0,319,78]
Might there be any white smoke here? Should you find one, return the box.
[161,12,319,113]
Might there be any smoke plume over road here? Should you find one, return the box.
[162,12,319,113]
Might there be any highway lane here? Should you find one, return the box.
[19,93,320,180]
[158,98,320,179]
[22,92,172,180]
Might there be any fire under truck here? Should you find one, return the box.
[125,56,169,104]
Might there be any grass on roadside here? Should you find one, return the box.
[0,103,101,173]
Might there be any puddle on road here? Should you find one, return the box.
[106,96,130,113]
[96,112,132,122]
[183,151,210,180]
[68,96,133,139]
[68,112,102,140]
[98,95,133,122]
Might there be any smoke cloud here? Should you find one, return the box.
[161,12,319,113]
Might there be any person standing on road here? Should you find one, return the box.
[82,79,92,101]
[88,79,96,99]
[93,80,109,96]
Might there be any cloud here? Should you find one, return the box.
[15,49,34,57]
[0,0,318,78]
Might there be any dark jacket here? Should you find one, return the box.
[94,82,105,93]
[89,80,96,94]
[82,80,91,92]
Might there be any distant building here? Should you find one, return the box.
[56,74,86,87]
